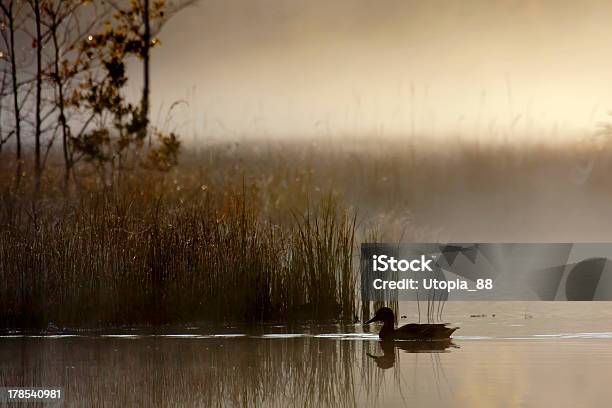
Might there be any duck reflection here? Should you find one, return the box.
[366,339,458,369]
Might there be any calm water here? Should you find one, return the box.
[2,303,612,407]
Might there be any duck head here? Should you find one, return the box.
[365,307,395,326]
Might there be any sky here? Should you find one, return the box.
[143,0,612,141]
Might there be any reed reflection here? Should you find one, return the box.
[0,331,464,407]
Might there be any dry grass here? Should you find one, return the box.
[0,168,358,329]
[2,136,612,329]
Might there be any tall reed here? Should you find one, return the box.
[0,175,358,329]
[3,136,612,329]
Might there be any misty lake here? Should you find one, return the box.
[2,302,612,407]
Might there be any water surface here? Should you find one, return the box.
[2,303,612,407]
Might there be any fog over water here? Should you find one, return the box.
[143,0,612,140]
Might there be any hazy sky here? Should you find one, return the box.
[144,0,612,140]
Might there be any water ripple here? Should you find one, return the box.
[2,332,612,340]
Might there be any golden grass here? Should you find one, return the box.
[2,136,612,329]
[0,178,357,328]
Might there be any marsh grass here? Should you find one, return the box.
[292,195,357,320]
[0,172,358,329]
[3,136,612,329]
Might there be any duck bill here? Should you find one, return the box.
[365,316,378,324]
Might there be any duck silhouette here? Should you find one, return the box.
[365,307,458,340]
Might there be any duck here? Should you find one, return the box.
[365,307,458,340]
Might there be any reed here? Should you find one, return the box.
[0,173,358,329]
[2,135,612,329]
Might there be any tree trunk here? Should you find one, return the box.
[34,0,42,193]
[140,0,150,140]
[51,22,71,193]
[6,2,22,187]
[0,72,5,154]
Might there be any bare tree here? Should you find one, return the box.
[141,0,151,140]
[0,1,25,187]
[48,5,71,191]
[41,0,106,192]
[32,0,43,193]
[104,0,197,140]
[0,66,8,153]
[1,0,192,191]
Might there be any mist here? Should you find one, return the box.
[143,0,612,141]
